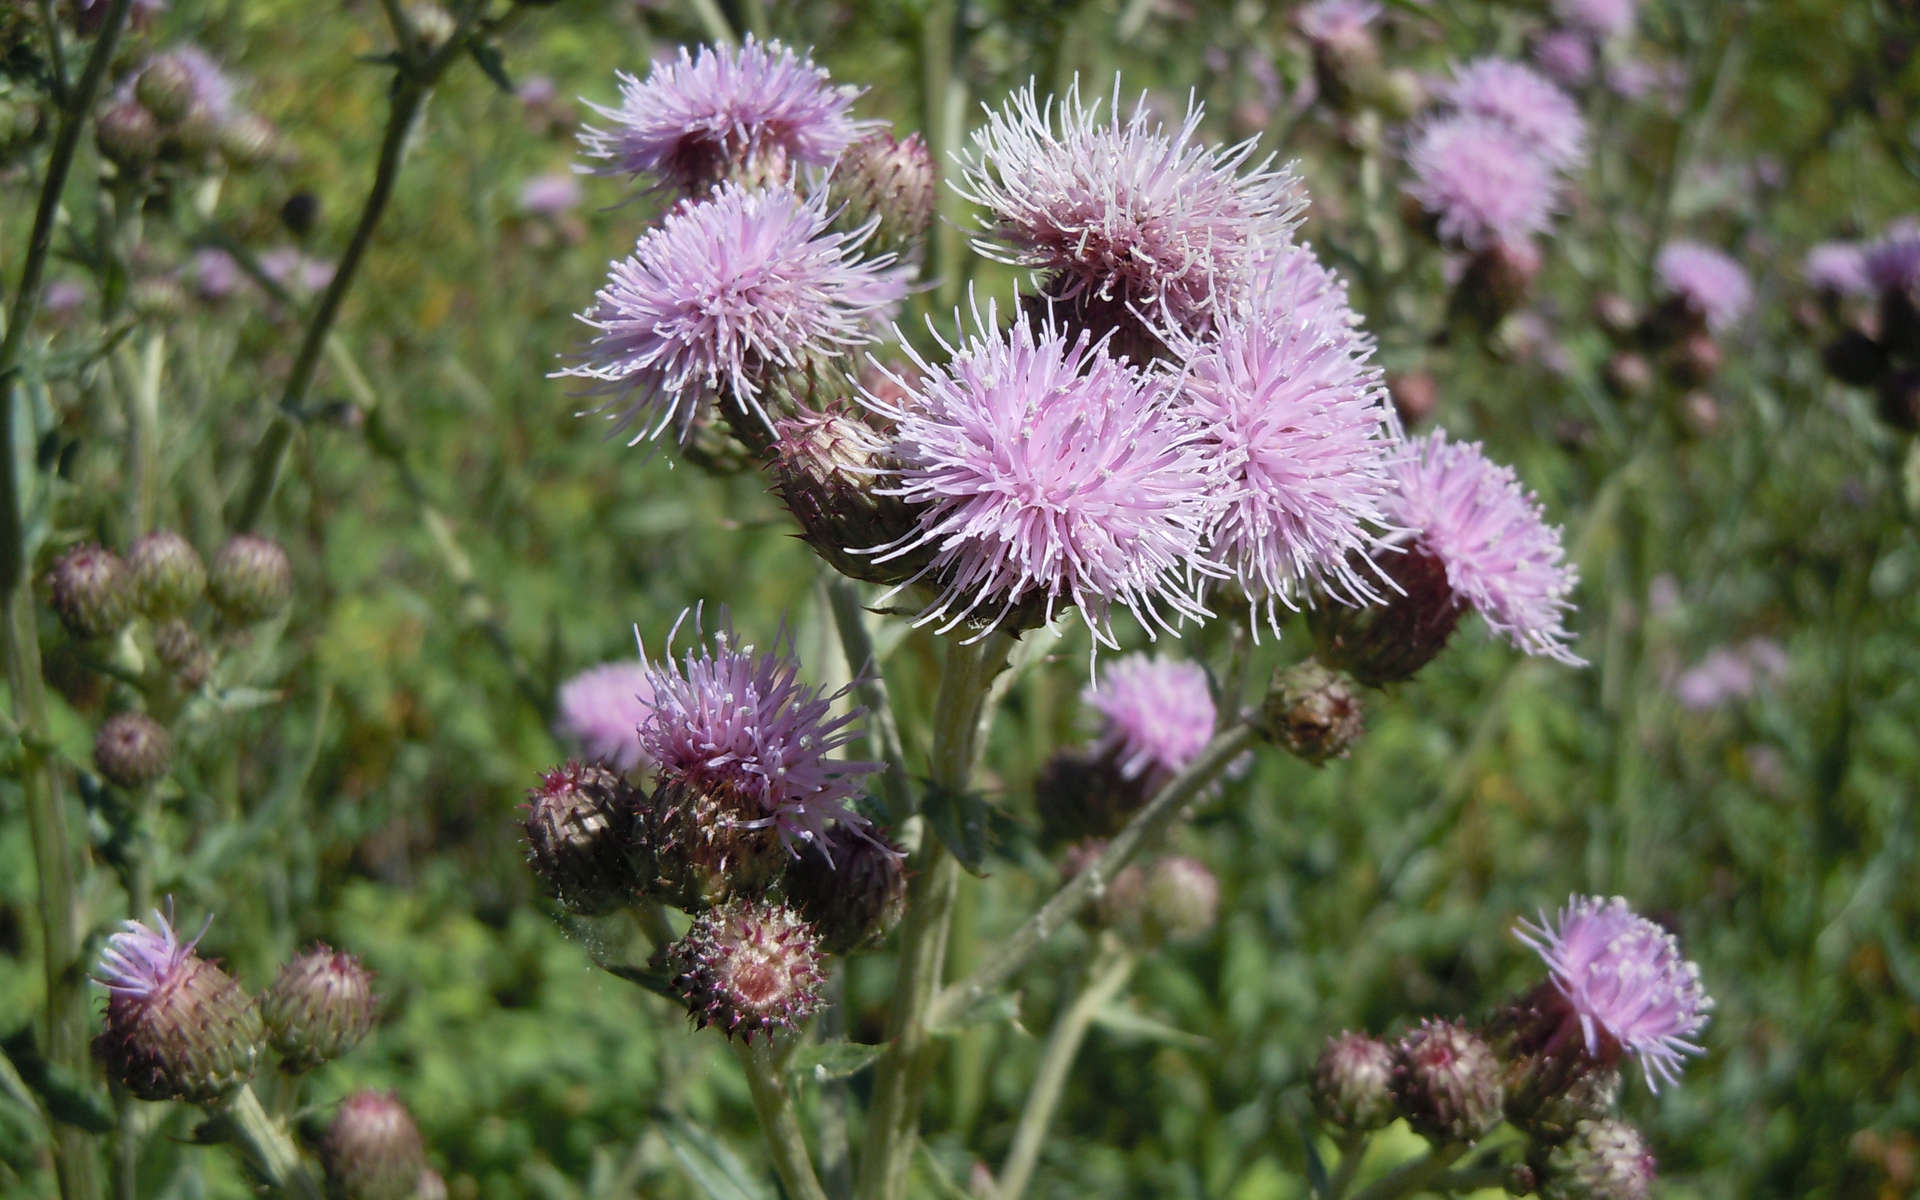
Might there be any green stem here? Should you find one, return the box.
[927,721,1255,1030]
[823,576,912,819]
[217,1085,323,1200]
[994,944,1134,1200]
[684,0,737,44]
[1346,1143,1467,1200]
[1326,1129,1370,1199]
[918,0,969,312]
[733,1040,831,1200]
[1430,1164,1509,1193]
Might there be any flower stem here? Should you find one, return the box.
[733,1040,830,1200]
[216,1085,323,1200]
[1325,1129,1370,1199]
[1346,1142,1467,1200]
[823,577,913,819]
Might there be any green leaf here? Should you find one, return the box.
[1,1030,112,1134]
[468,41,514,94]
[786,1040,883,1082]
[1301,1119,1329,1198]
[658,1112,774,1200]
[1088,1003,1210,1050]
[920,780,990,875]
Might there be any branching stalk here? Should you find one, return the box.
[733,1040,831,1200]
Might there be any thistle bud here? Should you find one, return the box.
[667,898,824,1041]
[321,1091,428,1200]
[782,824,907,955]
[208,534,292,624]
[828,131,936,255]
[402,4,458,56]
[1508,1063,1620,1144]
[96,100,161,167]
[166,103,224,161]
[1312,1031,1397,1132]
[154,619,213,689]
[1591,292,1638,342]
[217,112,279,169]
[638,776,785,911]
[94,711,171,789]
[260,945,376,1072]
[1388,370,1439,428]
[1254,659,1365,765]
[1602,352,1652,400]
[1060,840,1147,932]
[1143,855,1218,943]
[523,762,640,915]
[1535,1118,1656,1200]
[1666,330,1721,387]
[1307,548,1467,687]
[94,910,262,1102]
[770,407,933,588]
[135,56,199,124]
[1033,748,1140,846]
[1678,391,1721,438]
[1877,368,1920,434]
[1455,240,1542,328]
[48,542,133,640]
[1391,1019,1504,1145]
[1823,328,1887,388]
[128,531,206,618]
[415,1169,448,1200]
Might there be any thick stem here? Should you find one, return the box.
[994,945,1134,1200]
[1346,1143,1467,1200]
[823,577,913,819]
[217,1085,323,1200]
[733,1040,831,1200]
[1326,1129,1370,1199]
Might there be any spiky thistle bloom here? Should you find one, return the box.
[1083,653,1217,786]
[667,898,824,1041]
[578,37,871,194]
[639,610,878,853]
[1863,229,1920,297]
[94,907,262,1102]
[561,182,902,444]
[862,295,1220,645]
[1168,243,1400,629]
[1654,241,1752,334]
[1441,58,1587,173]
[555,660,658,774]
[1404,115,1557,251]
[1802,241,1870,297]
[954,77,1306,339]
[1515,895,1713,1090]
[1553,0,1637,39]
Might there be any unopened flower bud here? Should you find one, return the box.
[261,945,376,1072]
[1143,855,1218,942]
[129,275,188,322]
[321,1091,427,1200]
[1456,241,1542,328]
[639,775,785,911]
[1508,1063,1620,1144]
[94,910,262,1102]
[667,898,824,1041]
[1307,548,1466,687]
[209,534,291,624]
[524,762,640,915]
[1602,351,1652,399]
[166,103,224,161]
[127,531,206,618]
[828,131,936,255]
[1255,659,1365,764]
[1392,1019,1504,1145]
[1678,390,1720,438]
[96,100,161,167]
[1823,328,1886,388]
[134,56,199,124]
[1666,330,1721,387]
[1535,1118,1656,1200]
[402,4,457,56]
[1388,370,1439,428]
[1312,1031,1397,1132]
[217,112,279,169]
[771,407,932,587]
[1592,292,1638,341]
[1033,748,1140,846]
[94,711,171,789]
[1060,839,1147,932]
[1877,367,1920,434]
[48,542,133,640]
[1301,8,1383,113]
[154,619,213,689]
[783,824,907,955]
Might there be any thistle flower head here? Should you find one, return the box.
[1386,431,1583,665]
[94,907,262,1102]
[126,45,237,122]
[1405,115,1557,251]
[1083,653,1217,785]
[1863,229,1920,297]
[1442,58,1587,172]
[47,542,132,641]
[782,823,908,954]
[1802,241,1870,297]
[96,907,202,1000]
[954,77,1306,338]
[578,37,871,194]
[518,171,583,217]
[1539,1118,1657,1200]
[1515,895,1713,1091]
[524,761,642,914]
[639,609,879,853]
[1653,241,1752,333]
[1392,1019,1505,1145]
[561,182,902,444]
[555,660,658,774]
[667,898,825,1041]
[862,295,1220,646]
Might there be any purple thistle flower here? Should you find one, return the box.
[1532,31,1595,87]
[1386,431,1583,664]
[1863,229,1920,296]
[95,905,204,1001]
[861,294,1220,646]
[1552,0,1637,39]
[1442,58,1587,173]
[518,171,584,217]
[1404,115,1557,251]
[638,609,879,852]
[578,37,871,193]
[1515,895,1712,1090]
[1802,241,1870,297]
[1654,241,1752,333]
[186,248,242,302]
[555,660,658,774]
[1168,243,1400,629]
[561,182,902,443]
[1084,653,1218,785]
[954,77,1306,338]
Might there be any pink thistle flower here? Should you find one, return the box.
[555,660,658,774]
[561,182,902,443]
[95,906,203,1000]
[518,171,584,217]
[1168,243,1400,629]
[1404,115,1557,250]
[1552,0,1637,39]
[1654,241,1752,333]
[954,77,1306,338]
[638,609,879,853]
[1386,431,1583,664]
[1084,653,1218,786]
[578,37,872,193]
[1442,58,1587,173]
[1515,895,1712,1090]
[1863,229,1920,296]
[1531,31,1595,87]
[862,294,1221,645]
[1802,241,1870,297]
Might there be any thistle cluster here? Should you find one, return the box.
[1589,240,1752,435]
[97,44,279,174]
[1799,221,1920,432]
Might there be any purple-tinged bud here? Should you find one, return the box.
[828,131,936,255]
[48,543,133,640]
[217,112,279,169]
[1602,352,1652,399]
[260,944,376,1072]
[1389,370,1440,428]
[524,762,640,915]
[638,775,785,912]
[94,711,171,789]
[154,619,213,689]
[1678,391,1720,438]
[208,534,291,624]
[1308,548,1466,687]
[1535,1118,1656,1200]
[1255,659,1365,764]
[135,57,199,124]
[1823,328,1887,388]
[1312,1031,1398,1132]
[321,1090,428,1200]
[1391,1019,1505,1145]
[1507,1061,1620,1144]
[96,100,161,167]
[1033,748,1141,847]
[1592,292,1638,342]
[127,531,206,619]
[1143,855,1218,942]
[1876,368,1920,434]
[1060,840,1148,932]
[1665,330,1721,387]
[667,898,824,1041]
[782,824,907,955]
[770,406,932,588]
[94,910,262,1102]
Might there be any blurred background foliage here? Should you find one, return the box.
[2,0,1918,1196]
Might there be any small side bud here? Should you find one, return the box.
[1602,352,1652,400]
[1060,839,1147,932]
[217,112,280,169]
[639,776,785,911]
[667,898,824,1041]
[1665,330,1721,387]
[770,408,933,588]
[1508,1063,1620,1144]
[1312,1031,1398,1132]
[49,543,133,640]
[1392,1019,1505,1145]
[1388,370,1440,428]
[1535,1118,1656,1200]
[96,100,161,168]
[321,1091,428,1200]
[94,712,172,789]
[1307,548,1467,687]
[209,534,292,624]
[154,619,213,689]
[127,531,206,619]
[1142,855,1218,943]
[94,911,261,1103]
[1254,660,1365,765]
[524,762,640,915]
[1591,292,1638,342]
[261,945,377,1072]
[782,824,907,955]
[828,131,936,255]
[134,57,199,124]
[1033,748,1140,847]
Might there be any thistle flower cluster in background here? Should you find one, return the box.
[1801,219,1920,432]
